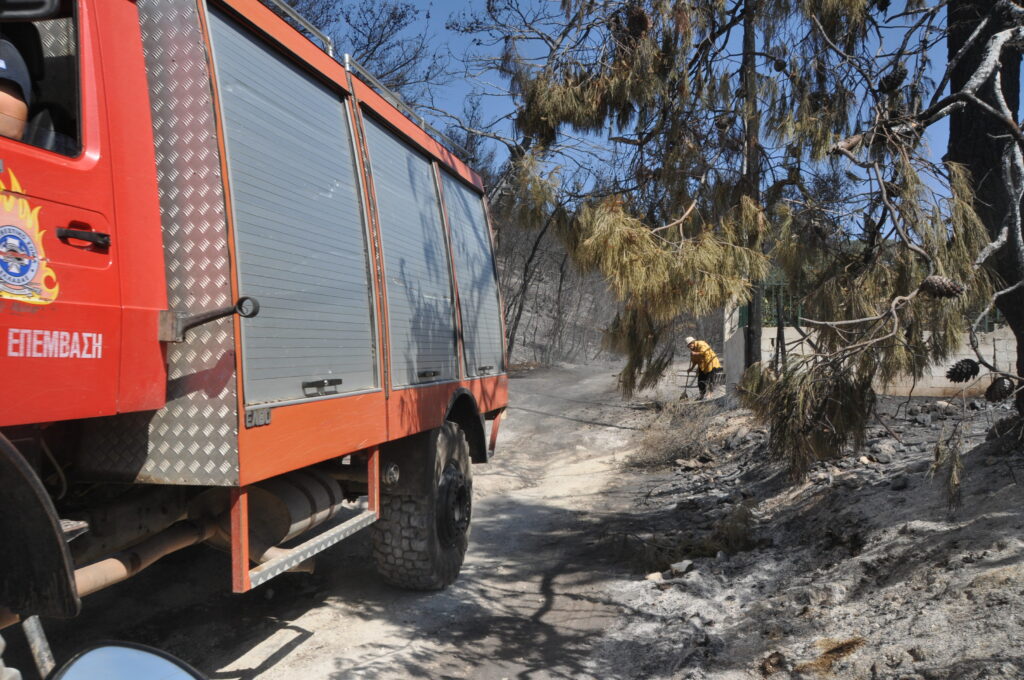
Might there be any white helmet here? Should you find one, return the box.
[685,336,696,345]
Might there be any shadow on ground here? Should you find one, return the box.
[5,485,656,680]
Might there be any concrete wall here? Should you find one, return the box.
[723,305,745,386]
[757,325,1017,398]
[697,304,745,385]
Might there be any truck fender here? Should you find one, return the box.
[378,390,486,496]
[0,433,79,619]
[444,389,487,464]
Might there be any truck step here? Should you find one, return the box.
[248,510,377,587]
[59,519,89,542]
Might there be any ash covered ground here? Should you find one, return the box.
[592,384,1024,679]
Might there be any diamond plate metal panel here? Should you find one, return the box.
[75,0,239,486]
[248,510,377,587]
[37,17,74,54]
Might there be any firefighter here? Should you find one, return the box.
[0,31,30,141]
[686,336,721,400]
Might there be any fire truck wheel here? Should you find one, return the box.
[371,421,472,590]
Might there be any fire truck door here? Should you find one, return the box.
[0,7,121,426]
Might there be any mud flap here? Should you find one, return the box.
[0,434,79,619]
[378,430,436,497]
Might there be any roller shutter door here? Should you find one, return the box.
[441,174,504,377]
[208,8,377,405]
[363,117,457,387]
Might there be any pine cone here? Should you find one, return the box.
[625,4,651,39]
[985,377,1015,403]
[945,359,980,384]
[920,275,965,298]
[878,63,907,94]
[986,416,1023,441]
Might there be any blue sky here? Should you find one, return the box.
[420,0,518,143]
[331,1,966,176]
[420,1,954,164]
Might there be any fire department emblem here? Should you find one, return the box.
[0,170,58,304]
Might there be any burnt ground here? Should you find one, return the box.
[5,365,1024,679]
[593,391,1024,679]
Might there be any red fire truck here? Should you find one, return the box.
[0,0,508,637]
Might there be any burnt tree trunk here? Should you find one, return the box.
[503,216,555,358]
[741,0,764,368]
[947,0,1024,413]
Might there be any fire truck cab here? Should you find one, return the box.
[0,0,507,628]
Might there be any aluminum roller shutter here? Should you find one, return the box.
[363,117,457,387]
[208,8,377,405]
[441,174,504,377]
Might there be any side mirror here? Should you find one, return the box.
[49,643,205,680]
[0,1,61,21]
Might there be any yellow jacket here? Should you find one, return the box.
[689,340,721,373]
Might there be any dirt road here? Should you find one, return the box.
[10,364,653,679]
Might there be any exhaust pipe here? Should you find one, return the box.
[0,519,215,631]
[3,469,346,629]
[74,519,215,598]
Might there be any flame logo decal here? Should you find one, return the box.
[0,170,58,305]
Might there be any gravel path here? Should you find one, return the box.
[5,364,655,679]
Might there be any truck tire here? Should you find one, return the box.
[0,633,22,680]
[371,422,472,590]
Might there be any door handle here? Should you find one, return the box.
[56,227,111,249]
[302,378,343,397]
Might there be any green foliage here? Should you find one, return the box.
[476,0,886,398]
[739,358,874,476]
[492,154,562,229]
[467,0,1013,468]
[573,198,768,321]
[772,161,994,392]
[604,307,676,395]
[565,193,768,396]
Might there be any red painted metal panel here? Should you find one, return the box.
[230,487,251,593]
[94,0,168,413]
[488,409,505,454]
[467,375,509,416]
[0,0,122,427]
[388,376,509,440]
[237,391,388,485]
[367,446,380,515]
[237,376,507,486]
